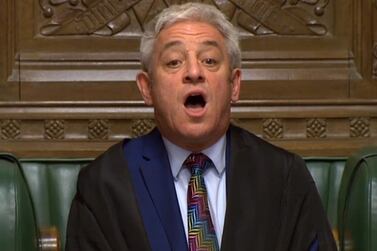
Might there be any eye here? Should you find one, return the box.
[166,59,182,68]
[202,58,217,66]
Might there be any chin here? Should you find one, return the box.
[177,124,225,149]
[180,123,212,136]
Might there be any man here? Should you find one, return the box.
[66,3,336,251]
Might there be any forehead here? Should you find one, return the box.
[155,21,226,49]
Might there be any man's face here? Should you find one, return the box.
[137,21,241,151]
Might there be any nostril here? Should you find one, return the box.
[184,74,205,83]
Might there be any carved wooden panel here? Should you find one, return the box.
[12,0,372,101]
[0,0,377,157]
[37,0,332,37]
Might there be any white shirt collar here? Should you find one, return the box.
[162,135,227,180]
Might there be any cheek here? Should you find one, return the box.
[211,79,233,100]
[152,86,181,114]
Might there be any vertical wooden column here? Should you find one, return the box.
[0,0,19,101]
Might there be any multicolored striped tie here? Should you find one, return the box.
[184,153,219,251]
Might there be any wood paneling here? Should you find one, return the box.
[0,0,377,157]
[14,0,360,101]
[0,0,19,101]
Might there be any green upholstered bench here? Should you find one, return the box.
[0,154,39,251]
[1,147,377,251]
[305,158,347,236]
[338,147,377,251]
[19,159,90,251]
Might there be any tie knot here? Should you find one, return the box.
[183,153,211,175]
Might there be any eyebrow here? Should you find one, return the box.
[161,40,221,53]
[161,40,184,52]
[201,40,221,49]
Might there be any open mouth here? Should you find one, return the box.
[184,94,206,109]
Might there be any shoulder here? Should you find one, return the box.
[229,124,310,182]
[77,140,129,193]
[77,129,158,190]
[230,124,299,161]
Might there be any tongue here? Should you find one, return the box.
[186,103,204,109]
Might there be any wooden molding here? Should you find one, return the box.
[0,100,376,158]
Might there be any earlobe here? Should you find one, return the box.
[230,69,241,103]
[136,71,153,105]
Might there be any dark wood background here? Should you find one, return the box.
[1,0,376,158]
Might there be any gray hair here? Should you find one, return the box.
[139,2,241,73]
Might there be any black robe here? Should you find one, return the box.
[66,125,337,250]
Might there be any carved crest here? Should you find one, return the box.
[39,0,330,36]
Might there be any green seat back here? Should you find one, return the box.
[0,154,39,251]
[338,147,377,251]
[20,159,90,251]
[305,158,347,229]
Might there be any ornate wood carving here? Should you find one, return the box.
[1,0,377,159]
[307,118,326,138]
[0,100,376,157]
[39,0,330,36]
[39,0,140,35]
[1,120,21,140]
[45,120,65,140]
[350,117,370,138]
[263,118,283,139]
[131,119,155,137]
[88,119,109,140]
[13,0,358,102]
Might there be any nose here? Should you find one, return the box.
[183,58,205,84]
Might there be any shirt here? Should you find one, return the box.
[162,135,227,246]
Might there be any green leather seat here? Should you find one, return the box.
[0,153,39,251]
[306,158,347,229]
[338,146,377,251]
[20,159,90,251]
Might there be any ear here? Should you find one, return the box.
[230,68,241,103]
[136,71,153,105]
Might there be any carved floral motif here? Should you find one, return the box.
[1,120,21,140]
[45,120,65,140]
[307,118,326,138]
[350,117,370,138]
[132,119,155,137]
[263,118,283,139]
[88,119,109,140]
[39,0,329,36]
